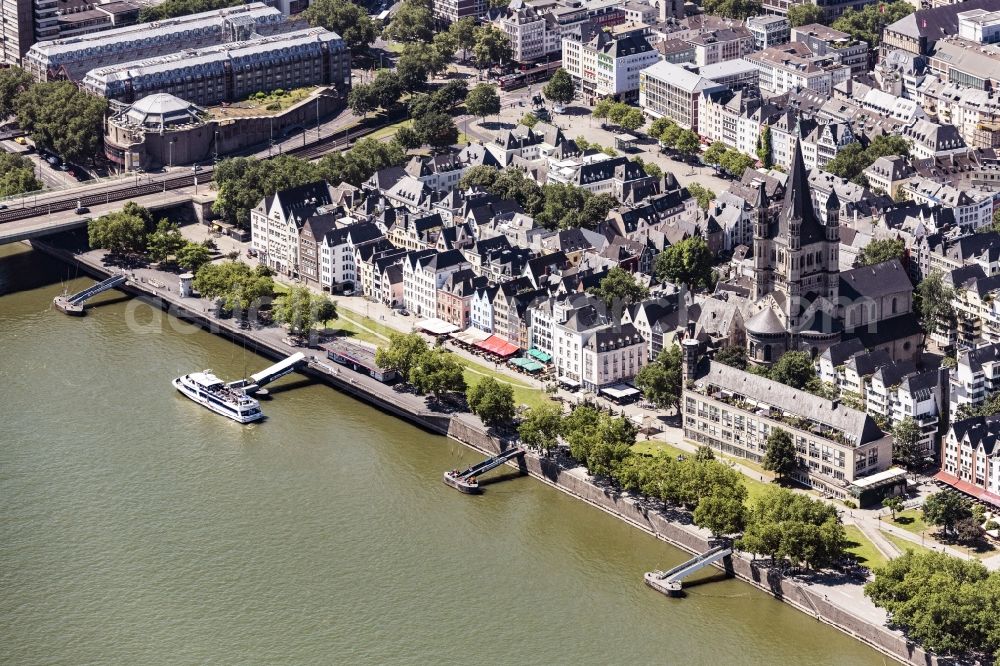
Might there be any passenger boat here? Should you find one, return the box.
[172,371,263,423]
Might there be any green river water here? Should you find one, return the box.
[0,243,885,664]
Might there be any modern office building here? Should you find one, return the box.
[0,0,33,65]
[791,23,868,76]
[25,3,284,81]
[638,60,726,133]
[33,0,142,46]
[746,14,790,51]
[81,27,350,106]
[433,0,487,23]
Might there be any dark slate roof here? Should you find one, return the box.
[323,221,382,246]
[777,141,826,246]
[838,259,912,301]
[847,311,921,346]
[745,307,785,335]
[949,414,1000,457]
[821,338,865,367]
[887,0,1000,42]
[871,360,917,387]
[845,349,892,377]
[900,369,939,401]
[699,361,885,444]
[301,213,338,242]
[960,342,1000,374]
[584,322,643,351]
[271,181,335,220]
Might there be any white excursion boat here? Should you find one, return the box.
[172,371,263,423]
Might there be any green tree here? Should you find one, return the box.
[892,417,924,471]
[88,210,149,257]
[788,3,824,26]
[674,129,700,158]
[520,112,540,128]
[394,125,422,150]
[448,17,477,62]
[0,66,32,119]
[543,68,575,105]
[686,183,715,210]
[702,0,761,19]
[617,108,644,132]
[694,494,747,536]
[518,402,563,455]
[369,70,403,111]
[212,155,321,228]
[348,84,376,118]
[634,345,683,411]
[15,81,107,163]
[466,376,515,428]
[762,427,798,479]
[703,141,727,166]
[409,348,466,398]
[193,262,274,313]
[413,111,458,150]
[922,491,972,536]
[768,351,816,390]
[826,135,911,184]
[176,242,213,273]
[882,496,904,520]
[434,79,469,110]
[655,236,714,290]
[273,285,337,337]
[756,125,773,168]
[865,551,994,658]
[739,486,844,567]
[145,220,186,264]
[858,238,905,266]
[375,332,430,381]
[648,116,673,141]
[592,97,615,120]
[589,265,650,309]
[832,1,913,46]
[714,345,748,370]
[465,83,500,121]
[718,149,754,178]
[383,0,434,42]
[432,30,458,64]
[0,152,42,198]
[472,24,512,70]
[915,271,955,335]
[303,0,379,56]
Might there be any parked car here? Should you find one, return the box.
[75,206,89,214]
[191,163,202,173]
[553,105,566,114]
[0,204,7,210]
[46,156,60,167]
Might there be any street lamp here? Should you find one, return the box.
[214,130,220,163]
[169,138,175,168]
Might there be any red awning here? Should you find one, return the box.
[934,471,1000,508]
[475,335,519,357]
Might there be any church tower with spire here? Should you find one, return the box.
[748,137,840,342]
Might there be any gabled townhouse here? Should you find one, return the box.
[950,342,1000,420]
[864,359,918,426]
[387,212,445,251]
[604,186,698,242]
[863,155,916,198]
[384,175,433,213]
[934,415,1000,509]
[901,177,994,233]
[373,251,407,308]
[523,251,570,289]
[900,119,968,160]
[817,338,866,388]
[355,239,404,301]
[437,269,487,330]
[402,249,472,318]
[298,213,339,288]
[471,284,499,334]
[552,293,648,389]
[888,368,945,459]
[941,415,1000,505]
[623,297,681,360]
[250,180,337,277]
[316,221,384,292]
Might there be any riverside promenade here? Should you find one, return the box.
[33,238,939,666]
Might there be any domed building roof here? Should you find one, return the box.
[125,93,204,130]
[746,306,786,336]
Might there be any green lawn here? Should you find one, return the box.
[451,355,553,410]
[324,316,385,347]
[889,509,929,535]
[844,525,888,570]
[883,531,935,557]
[367,118,412,142]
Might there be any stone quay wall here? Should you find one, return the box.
[36,241,938,666]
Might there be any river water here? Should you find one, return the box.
[0,243,883,664]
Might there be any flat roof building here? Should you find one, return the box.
[639,60,727,133]
[25,2,284,81]
[81,27,350,106]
